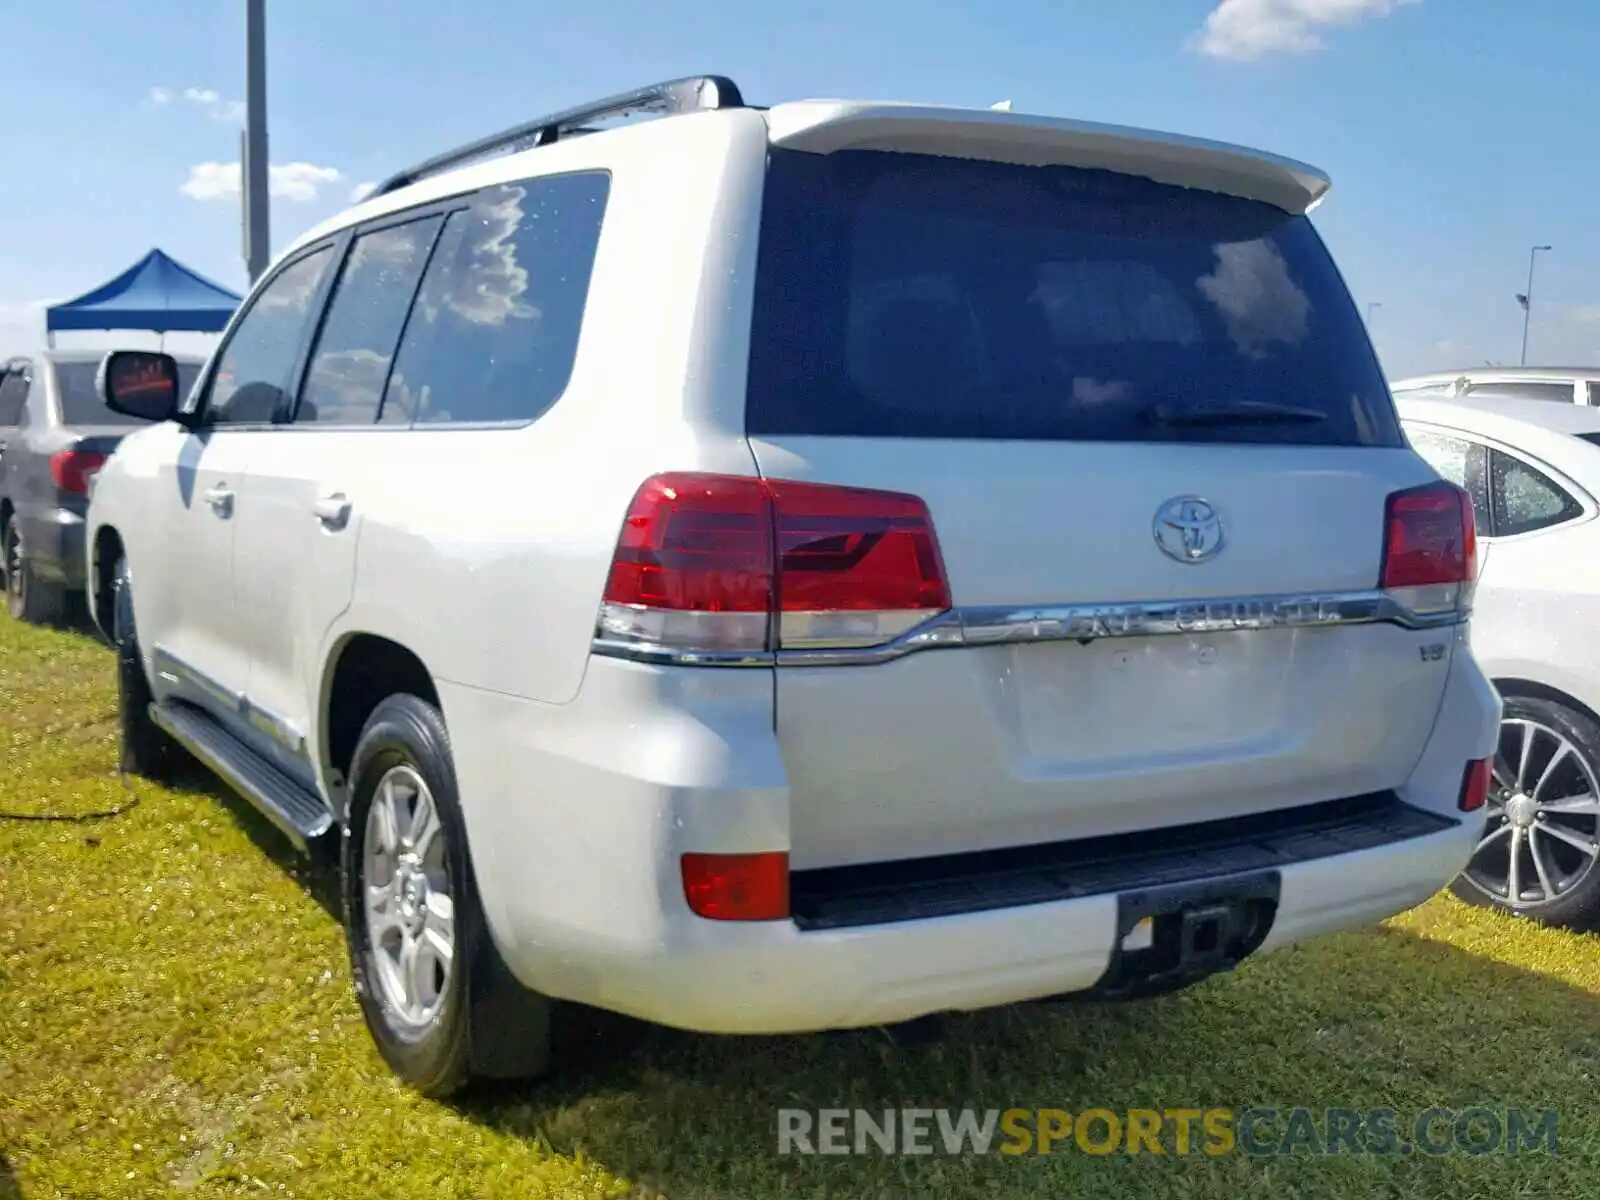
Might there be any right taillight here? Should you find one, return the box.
[596,472,950,658]
[1380,480,1477,617]
[1459,757,1493,812]
[50,449,108,495]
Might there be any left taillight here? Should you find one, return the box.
[50,449,108,495]
[595,472,951,658]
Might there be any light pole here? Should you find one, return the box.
[243,0,270,284]
[1518,245,1551,367]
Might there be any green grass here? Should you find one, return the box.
[3,613,1600,1199]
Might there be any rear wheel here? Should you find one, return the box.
[342,693,556,1096]
[1451,694,1600,930]
[3,512,65,625]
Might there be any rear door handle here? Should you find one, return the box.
[203,485,234,517]
[312,493,352,530]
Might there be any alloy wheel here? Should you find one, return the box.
[363,764,457,1033]
[1460,717,1600,910]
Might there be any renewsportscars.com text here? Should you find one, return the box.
[776,1106,1559,1157]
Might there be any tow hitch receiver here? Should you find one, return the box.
[1083,871,1280,1001]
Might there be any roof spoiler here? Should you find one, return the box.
[764,102,1332,215]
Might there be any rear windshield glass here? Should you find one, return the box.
[746,149,1402,447]
[54,359,200,425]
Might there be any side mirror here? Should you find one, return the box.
[97,350,186,425]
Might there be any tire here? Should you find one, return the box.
[112,557,181,779]
[1450,693,1600,931]
[3,512,65,625]
[342,693,555,1097]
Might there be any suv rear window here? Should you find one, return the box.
[746,149,1402,446]
[55,360,200,425]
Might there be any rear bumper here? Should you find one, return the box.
[16,506,86,587]
[565,819,1479,1033]
[443,631,1498,1034]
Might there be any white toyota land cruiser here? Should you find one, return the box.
[85,76,1499,1096]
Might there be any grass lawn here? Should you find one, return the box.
[4,613,1600,1199]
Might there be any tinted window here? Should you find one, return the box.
[1588,382,1600,407]
[295,217,441,426]
[382,172,609,426]
[1491,450,1582,537]
[206,248,334,426]
[1465,382,1575,404]
[0,369,27,426]
[747,150,1401,446]
[54,361,202,426]
[1405,426,1491,533]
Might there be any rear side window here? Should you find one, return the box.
[0,369,27,426]
[1491,450,1582,536]
[296,216,442,426]
[747,149,1401,446]
[55,361,202,425]
[382,171,610,426]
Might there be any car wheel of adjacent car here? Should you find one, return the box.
[3,513,65,625]
[1451,693,1600,930]
[342,693,555,1097]
[112,557,182,779]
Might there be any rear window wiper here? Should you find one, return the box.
[1138,401,1330,428]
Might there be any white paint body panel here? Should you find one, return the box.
[1399,395,1600,717]
[83,97,1501,1035]
[98,425,253,698]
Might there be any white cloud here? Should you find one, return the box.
[349,181,378,203]
[1193,0,1417,61]
[181,161,345,203]
[148,85,248,123]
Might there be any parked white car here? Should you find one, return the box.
[1391,367,1600,408]
[84,76,1499,1096]
[1399,392,1600,928]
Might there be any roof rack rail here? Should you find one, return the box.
[370,75,746,200]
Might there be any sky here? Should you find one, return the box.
[0,0,1594,377]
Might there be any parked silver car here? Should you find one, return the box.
[0,349,202,622]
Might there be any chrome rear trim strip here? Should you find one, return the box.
[589,588,1466,669]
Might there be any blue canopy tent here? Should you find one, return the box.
[45,249,241,347]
